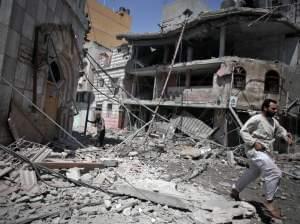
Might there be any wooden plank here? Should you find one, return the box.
[35,160,118,169]
[0,167,13,178]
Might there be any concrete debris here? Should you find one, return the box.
[227,151,236,166]
[19,170,40,194]
[112,179,190,210]
[66,167,81,181]
[0,130,298,224]
[0,167,13,178]
[170,111,215,140]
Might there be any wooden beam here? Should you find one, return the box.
[35,160,118,169]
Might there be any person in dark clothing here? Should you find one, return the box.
[88,113,105,147]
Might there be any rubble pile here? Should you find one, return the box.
[0,129,299,224]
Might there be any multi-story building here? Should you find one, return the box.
[74,42,130,130]
[85,0,132,48]
[118,6,300,146]
[0,0,88,144]
[74,0,132,132]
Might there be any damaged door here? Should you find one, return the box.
[43,62,62,138]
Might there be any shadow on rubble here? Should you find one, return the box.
[50,131,123,151]
[247,201,273,224]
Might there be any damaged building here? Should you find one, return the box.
[74,43,130,130]
[0,0,88,144]
[117,5,300,146]
[74,0,132,132]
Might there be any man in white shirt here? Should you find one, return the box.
[231,99,292,219]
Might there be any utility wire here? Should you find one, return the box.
[142,17,190,146]
[86,52,170,122]
[83,73,146,125]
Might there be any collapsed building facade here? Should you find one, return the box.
[74,43,130,130]
[118,6,300,146]
[0,0,88,144]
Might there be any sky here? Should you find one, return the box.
[97,0,223,33]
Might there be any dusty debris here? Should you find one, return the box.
[19,170,40,194]
[1,129,298,224]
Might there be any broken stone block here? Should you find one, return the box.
[104,200,111,209]
[122,207,131,216]
[66,167,81,181]
[179,146,202,159]
[192,209,212,223]
[93,173,106,185]
[80,173,93,183]
[79,206,99,215]
[15,195,30,203]
[227,151,236,166]
[128,151,138,156]
[29,195,43,202]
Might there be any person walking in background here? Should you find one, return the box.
[89,113,105,147]
[231,99,293,219]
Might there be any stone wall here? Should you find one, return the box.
[0,0,88,144]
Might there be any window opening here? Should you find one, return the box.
[48,62,61,83]
[264,70,280,94]
[190,72,213,87]
[233,66,246,90]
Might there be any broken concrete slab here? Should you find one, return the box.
[66,167,81,181]
[0,167,13,178]
[170,111,215,140]
[179,146,203,159]
[19,170,40,194]
[112,179,191,210]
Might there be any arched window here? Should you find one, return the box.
[48,62,61,83]
[264,70,280,94]
[233,66,246,90]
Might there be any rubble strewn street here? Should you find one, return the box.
[1,0,300,223]
[0,128,299,224]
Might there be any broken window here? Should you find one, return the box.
[176,73,186,87]
[98,78,104,87]
[111,78,119,88]
[96,103,102,111]
[76,92,89,103]
[264,70,280,94]
[48,62,61,83]
[233,66,246,90]
[98,53,111,67]
[107,103,112,117]
[190,72,214,87]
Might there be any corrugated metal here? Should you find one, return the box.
[171,111,214,139]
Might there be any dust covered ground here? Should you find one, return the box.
[0,128,299,224]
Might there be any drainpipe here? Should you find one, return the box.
[84,91,92,135]
[32,27,40,112]
[228,64,243,128]
[219,26,226,57]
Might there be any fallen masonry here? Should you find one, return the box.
[0,131,299,224]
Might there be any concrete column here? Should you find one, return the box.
[134,46,139,59]
[163,45,169,64]
[153,73,158,99]
[131,76,137,97]
[185,70,191,88]
[219,26,226,57]
[187,46,193,62]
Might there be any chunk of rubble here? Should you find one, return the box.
[66,167,81,181]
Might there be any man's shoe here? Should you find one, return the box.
[230,188,241,201]
[264,201,282,219]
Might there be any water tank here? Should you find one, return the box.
[221,0,236,8]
